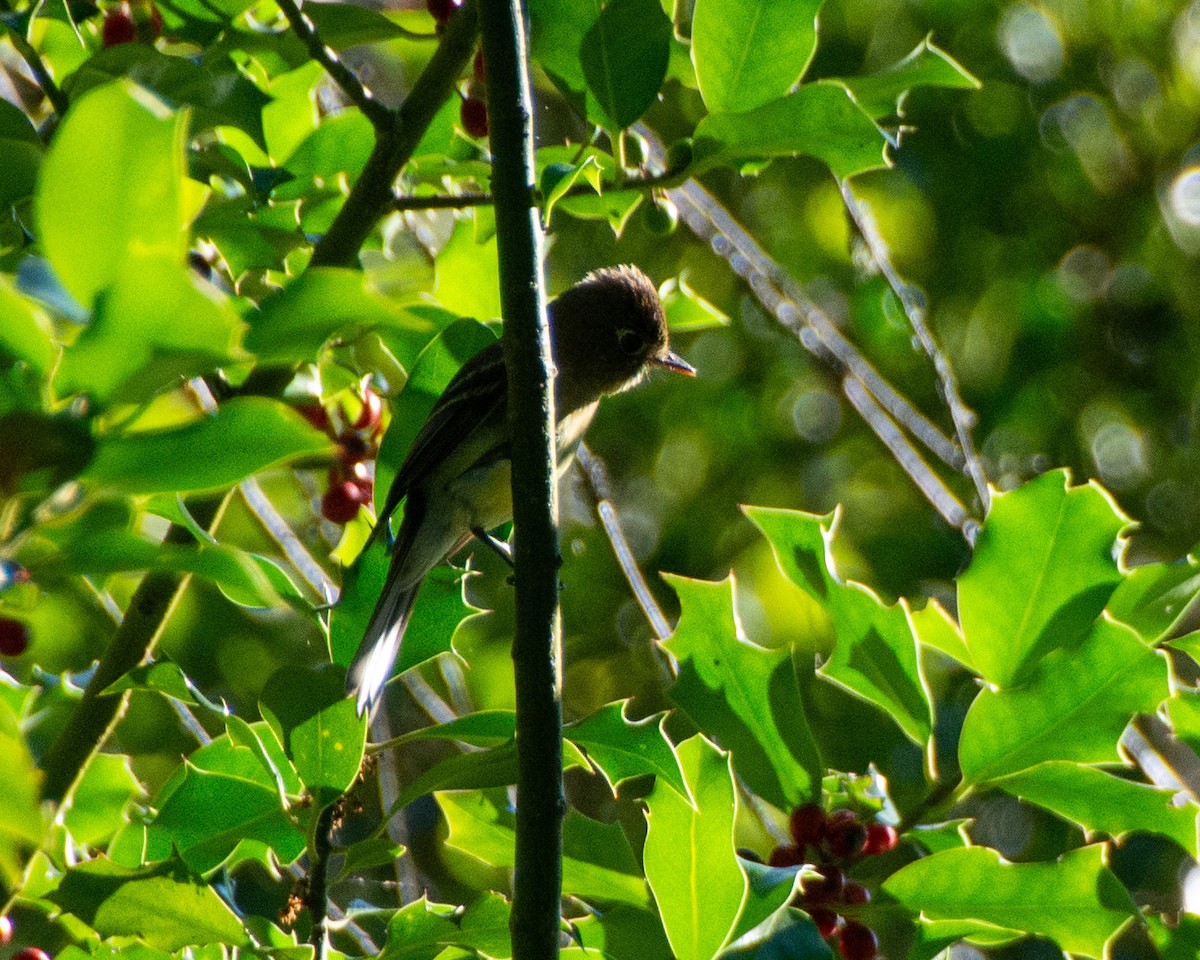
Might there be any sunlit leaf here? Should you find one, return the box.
[958,470,1129,688]
[644,735,747,960]
[691,0,822,113]
[838,36,980,118]
[567,701,688,800]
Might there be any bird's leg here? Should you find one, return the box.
[471,527,515,568]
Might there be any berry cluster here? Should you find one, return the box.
[297,388,383,525]
[768,804,898,960]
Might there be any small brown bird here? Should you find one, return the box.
[348,265,694,714]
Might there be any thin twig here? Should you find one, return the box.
[275,0,391,131]
[838,179,991,513]
[0,0,69,119]
[391,169,686,213]
[575,445,673,644]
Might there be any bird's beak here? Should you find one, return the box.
[652,351,696,377]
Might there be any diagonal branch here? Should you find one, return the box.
[310,0,478,268]
[838,179,991,514]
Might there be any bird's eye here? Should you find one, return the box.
[616,329,643,355]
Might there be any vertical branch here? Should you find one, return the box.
[479,1,563,957]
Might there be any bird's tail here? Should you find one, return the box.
[347,576,420,718]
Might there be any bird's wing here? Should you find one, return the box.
[375,339,508,531]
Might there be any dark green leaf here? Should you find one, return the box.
[693,83,888,179]
[839,36,980,118]
[541,157,601,221]
[48,858,251,949]
[644,735,747,960]
[958,470,1129,688]
[303,2,409,47]
[580,0,672,131]
[691,0,822,113]
[882,845,1136,959]
[958,615,1168,785]
[663,573,823,808]
[0,100,41,208]
[81,397,334,494]
[1108,555,1200,644]
[388,709,517,748]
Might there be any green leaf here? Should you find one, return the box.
[151,761,306,873]
[36,80,189,310]
[1107,555,1200,644]
[541,157,602,221]
[644,735,747,960]
[379,895,511,960]
[747,506,933,745]
[0,681,44,881]
[581,0,672,131]
[1149,914,1200,960]
[389,710,517,748]
[958,470,1129,688]
[336,836,406,880]
[63,45,270,147]
[993,761,1197,856]
[958,615,1168,785]
[528,0,593,120]
[906,598,971,668]
[63,753,143,847]
[0,277,55,374]
[692,83,888,179]
[659,274,731,332]
[81,397,334,494]
[432,217,502,322]
[566,700,689,800]
[55,255,244,404]
[440,791,651,908]
[691,0,822,113]
[48,858,251,949]
[247,267,443,365]
[728,860,803,946]
[662,573,823,809]
[882,845,1136,959]
[1166,688,1200,756]
[259,664,366,807]
[839,36,981,118]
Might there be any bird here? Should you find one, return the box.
[347,264,695,715]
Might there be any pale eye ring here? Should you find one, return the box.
[617,329,642,354]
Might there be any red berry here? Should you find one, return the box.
[321,481,366,524]
[862,823,898,856]
[809,907,839,939]
[842,882,870,905]
[0,618,29,657]
[102,5,137,46]
[352,390,383,433]
[296,402,331,433]
[802,865,844,903]
[0,915,12,945]
[827,811,868,859]
[837,921,878,960]
[788,802,826,846]
[426,0,461,26]
[473,47,486,83]
[767,844,804,868]
[14,949,52,960]
[460,96,488,138]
